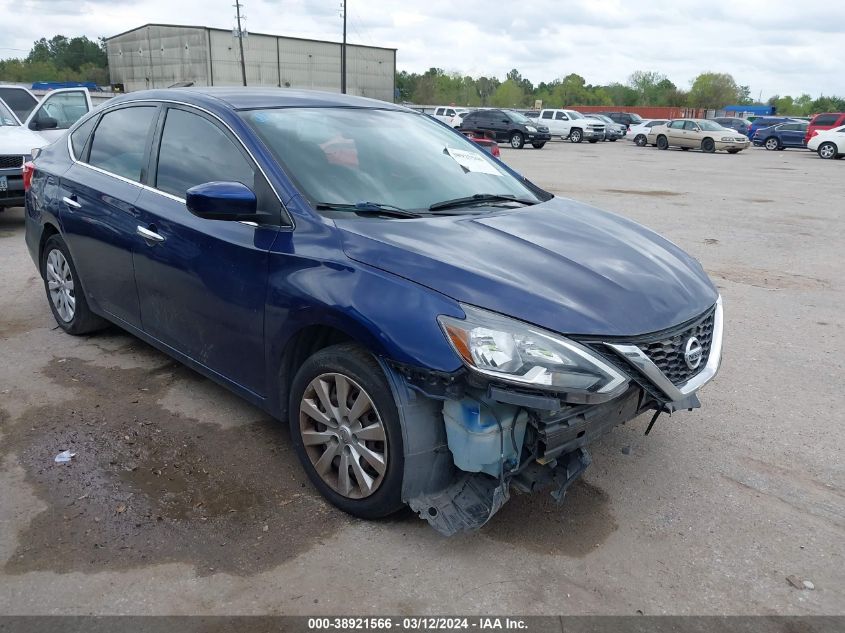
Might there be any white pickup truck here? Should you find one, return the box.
[533,109,606,143]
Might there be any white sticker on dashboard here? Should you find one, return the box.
[445,147,502,175]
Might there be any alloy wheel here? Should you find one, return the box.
[299,372,388,499]
[765,138,779,150]
[635,135,647,147]
[819,143,836,159]
[46,249,75,322]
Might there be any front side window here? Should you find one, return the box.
[554,112,569,121]
[36,92,89,130]
[684,121,700,131]
[155,108,255,199]
[241,107,544,214]
[88,106,157,182]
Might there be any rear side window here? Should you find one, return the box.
[0,87,38,120]
[813,114,839,126]
[541,111,553,119]
[88,106,157,182]
[155,108,254,199]
[70,116,97,159]
[668,120,685,129]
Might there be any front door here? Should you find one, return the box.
[25,88,93,143]
[132,105,284,396]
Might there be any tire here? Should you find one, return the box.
[509,132,525,149]
[288,343,405,519]
[41,234,107,335]
[701,138,716,153]
[818,142,838,159]
[634,134,647,147]
[569,128,583,143]
[531,142,546,149]
[657,135,669,150]
[764,137,780,151]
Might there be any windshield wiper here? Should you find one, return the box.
[428,193,537,212]
[315,201,422,219]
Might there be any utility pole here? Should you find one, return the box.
[340,0,347,94]
[234,1,247,86]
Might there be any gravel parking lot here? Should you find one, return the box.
[1,140,842,615]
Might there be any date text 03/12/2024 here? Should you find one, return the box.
[307,617,528,630]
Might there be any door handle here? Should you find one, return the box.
[137,225,165,243]
[62,196,81,209]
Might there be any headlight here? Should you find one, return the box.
[525,125,537,132]
[439,305,628,400]
[720,137,734,141]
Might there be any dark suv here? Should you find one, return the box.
[713,117,751,137]
[459,109,551,149]
[599,111,644,129]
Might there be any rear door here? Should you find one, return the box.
[59,103,160,328]
[132,104,284,395]
[24,88,93,143]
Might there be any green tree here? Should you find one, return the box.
[490,80,525,108]
[604,83,639,106]
[688,72,740,108]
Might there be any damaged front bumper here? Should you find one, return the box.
[381,300,722,536]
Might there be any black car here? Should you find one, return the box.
[599,111,644,129]
[713,117,751,137]
[459,109,551,149]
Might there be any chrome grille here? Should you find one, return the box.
[0,155,24,169]
[638,309,715,385]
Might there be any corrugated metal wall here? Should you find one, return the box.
[106,25,395,102]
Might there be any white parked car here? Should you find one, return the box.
[0,87,94,210]
[627,119,669,147]
[807,124,845,159]
[432,106,468,126]
[535,108,605,143]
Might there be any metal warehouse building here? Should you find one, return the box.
[104,24,396,102]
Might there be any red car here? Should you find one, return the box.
[804,112,845,145]
[461,131,501,157]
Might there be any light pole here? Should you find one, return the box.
[340,1,347,94]
[234,1,247,86]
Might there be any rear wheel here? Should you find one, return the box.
[510,132,525,149]
[764,137,780,151]
[818,142,838,159]
[41,234,107,335]
[531,142,546,149]
[701,138,716,153]
[657,135,669,150]
[289,343,405,519]
[634,134,648,147]
[569,128,583,143]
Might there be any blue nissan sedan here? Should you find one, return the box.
[24,88,723,535]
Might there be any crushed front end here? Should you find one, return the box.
[387,298,723,536]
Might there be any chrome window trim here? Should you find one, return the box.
[606,296,723,403]
[65,98,293,228]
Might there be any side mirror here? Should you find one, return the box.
[186,181,258,221]
[29,114,58,131]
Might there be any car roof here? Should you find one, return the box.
[104,87,409,112]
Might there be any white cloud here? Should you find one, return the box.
[1,0,843,96]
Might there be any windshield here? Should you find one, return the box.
[0,99,19,126]
[628,113,643,123]
[505,110,530,124]
[241,107,544,214]
[568,111,584,120]
[698,120,726,131]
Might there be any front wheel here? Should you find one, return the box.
[701,138,716,153]
[510,132,525,149]
[634,134,648,147]
[764,137,780,151]
[818,142,838,159]
[657,135,669,150]
[531,142,546,149]
[41,234,107,335]
[289,343,405,519]
[569,128,583,143]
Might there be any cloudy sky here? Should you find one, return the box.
[2,0,844,97]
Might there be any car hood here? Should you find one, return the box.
[338,197,718,337]
[0,125,47,154]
